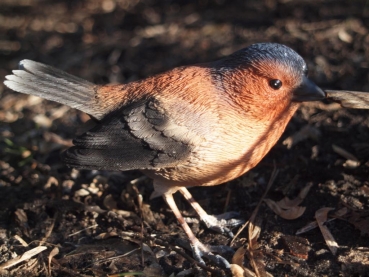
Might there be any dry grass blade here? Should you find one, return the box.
[231,167,278,277]
[68,224,99,237]
[0,246,47,269]
[325,90,369,109]
[332,144,359,162]
[315,208,339,255]
[40,212,58,246]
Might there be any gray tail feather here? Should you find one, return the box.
[4,60,103,119]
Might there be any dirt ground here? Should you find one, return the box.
[0,0,369,276]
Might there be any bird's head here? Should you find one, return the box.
[212,43,326,112]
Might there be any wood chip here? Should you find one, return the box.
[343,159,360,168]
[14,209,28,224]
[13,235,28,247]
[283,125,321,149]
[281,235,310,260]
[103,194,118,210]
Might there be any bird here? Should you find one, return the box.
[3,43,326,268]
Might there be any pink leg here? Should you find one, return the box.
[162,192,232,268]
[163,192,201,246]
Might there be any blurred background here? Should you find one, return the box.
[1,0,368,88]
[0,1,368,276]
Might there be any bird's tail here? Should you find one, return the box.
[4,60,104,119]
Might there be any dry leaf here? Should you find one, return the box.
[276,197,301,209]
[265,183,311,220]
[230,263,257,277]
[48,247,59,276]
[296,207,348,235]
[298,183,314,200]
[248,220,261,243]
[232,245,247,266]
[264,198,306,220]
[315,208,339,255]
[248,219,267,277]
[230,264,247,277]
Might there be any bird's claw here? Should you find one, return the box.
[177,238,234,269]
[202,252,230,269]
[201,212,244,238]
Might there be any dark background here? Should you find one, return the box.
[0,0,368,276]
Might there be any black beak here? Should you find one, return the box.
[292,76,326,102]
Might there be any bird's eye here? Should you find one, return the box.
[269,79,282,90]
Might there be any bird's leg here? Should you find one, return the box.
[178,187,243,238]
[163,192,232,268]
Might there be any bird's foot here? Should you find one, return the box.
[201,212,244,238]
[177,238,234,268]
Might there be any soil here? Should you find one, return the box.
[0,0,368,276]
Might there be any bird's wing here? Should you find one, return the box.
[62,97,195,171]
